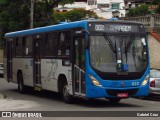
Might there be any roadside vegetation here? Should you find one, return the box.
[127,0,160,17]
[0,0,99,45]
[54,8,98,23]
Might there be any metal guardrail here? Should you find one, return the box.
[120,14,160,33]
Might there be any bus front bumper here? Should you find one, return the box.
[86,84,149,99]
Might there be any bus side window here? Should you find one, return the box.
[58,31,71,56]
[45,33,58,57]
[24,36,33,57]
[15,37,23,57]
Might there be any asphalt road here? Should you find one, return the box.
[0,77,160,120]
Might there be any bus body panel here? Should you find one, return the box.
[85,84,149,98]
[12,58,34,86]
[85,67,150,98]
[86,61,150,88]
[41,59,72,93]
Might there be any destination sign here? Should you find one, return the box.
[88,23,145,33]
[110,25,132,32]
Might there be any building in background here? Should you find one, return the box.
[55,0,126,19]
[95,0,125,18]
[148,32,160,70]
[124,0,153,17]
[55,0,87,12]
[125,0,152,13]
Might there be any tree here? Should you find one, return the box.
[0,0,30,42]
[127,4,151,17]
[53,11,67,23]
[155,5,160,14]
[152,0,160,5]
[34,0,75,27]
[53,8,98,23]
[0,0,75,43]
[152,0,160,14]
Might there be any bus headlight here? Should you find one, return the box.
[89,74,102,87]
[141,74,149,86]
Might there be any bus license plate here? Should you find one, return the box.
[117,93,128,98]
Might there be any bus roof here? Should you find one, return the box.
[5,20,143,38]
[5,20,88,38]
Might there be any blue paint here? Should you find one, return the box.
[5,20,88,37]
[122,64,128,71]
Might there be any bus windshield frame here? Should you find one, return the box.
[88,32,148,80]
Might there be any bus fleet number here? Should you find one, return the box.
[95,25,105,31]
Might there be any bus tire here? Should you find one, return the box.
[108,98,121,104]
[18,73,26,94]
[62,83,73,104]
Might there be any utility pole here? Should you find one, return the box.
[30,0,34,29]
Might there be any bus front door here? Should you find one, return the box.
[73,37,86,96]
[33,39,42,90]
[7,39,13,82]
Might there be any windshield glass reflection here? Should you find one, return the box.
[89,35,147,73]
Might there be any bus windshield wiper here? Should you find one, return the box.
[125,35,134,53]
[124,35,135,63]
[104,35,116,53]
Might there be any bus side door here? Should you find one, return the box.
[6,39,14,82]
[33,36,42,89]
[73,36,86,95]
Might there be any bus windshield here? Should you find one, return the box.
[89,34,148,73]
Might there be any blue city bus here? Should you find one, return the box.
[4,20,150,103]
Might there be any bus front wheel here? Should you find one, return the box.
[62,84,73,104]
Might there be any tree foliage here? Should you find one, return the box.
[152,0,160,5]
[34,0,75,27]
[0,0,74,43]
[59,0,74,7]
[127,4,151,17]
[152,0,160,14]
[155,5,160,14]
[54,8,98,23]
[0,0,30,42]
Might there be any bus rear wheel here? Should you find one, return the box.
[18,73,26,94]
[62,84,73,104]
